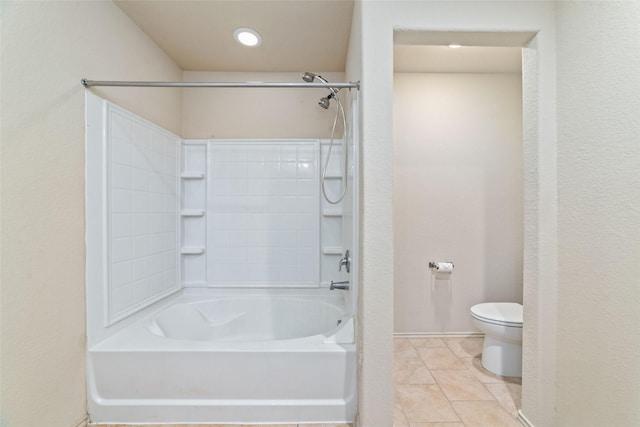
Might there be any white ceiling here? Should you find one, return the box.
[114,0,354,72]
[114,3,526,74]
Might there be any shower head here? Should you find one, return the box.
[302,71,338,108]
[318,93,334,109]
[301,71,317,83]
[302,71,330,85]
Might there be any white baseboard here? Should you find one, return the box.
[517,409,534,427]
[394,332,484,339]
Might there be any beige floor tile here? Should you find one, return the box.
[452,400,520,427]
[394,357,437,385]
[417,347,466,370]
[409,423,465,427]
[410,337,446,349]
[460,356,522,384]
[430,369,495,401]
[395,338,420,358]
[395,384,460,423]
[443,337,484,358]
[394,391,410,427]
[485,382,522,417]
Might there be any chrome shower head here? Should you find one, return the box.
[301,71,317,83]
[318,96,331,109]
[302,71,339,109]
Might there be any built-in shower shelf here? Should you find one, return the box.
[181,210,205,217]
[181,247,205,255]
[181,172,205,179]
[322,209,343,217]
[322,246,343,255]
[323,174,343,179]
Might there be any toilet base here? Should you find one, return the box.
[481,336,522,377]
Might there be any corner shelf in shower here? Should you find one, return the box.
[322,246,344,255]
[181,172,205,179]
[322,209,343,217]
[323,174,343,179]
[181,247,205,255]
[181,210,205,217]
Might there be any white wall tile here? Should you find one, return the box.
[106,106,180,323]
[111,261,132,288]
[132,257,149,282]
[111,140,133,166]
[111,189,132,213]
[132,213,149,235]
[111,214,132,239]
[132,168,149,192]
[132,236,149,258]
[110,113,133,142]
[204,141,319,286]
[111,238,132,263]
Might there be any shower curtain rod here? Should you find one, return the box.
[81,79,360,90]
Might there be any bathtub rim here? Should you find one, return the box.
[89,287,355,351]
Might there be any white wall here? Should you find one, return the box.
[393,72,523,334]
[0,2,182,426]
[556,2,640,425]
[353,2,557,426]
[182,71,346,139]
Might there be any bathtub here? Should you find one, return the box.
[87,288,357,424]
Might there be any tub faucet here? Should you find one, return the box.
[330,280,350,291]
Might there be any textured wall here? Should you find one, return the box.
[556,2,640,425]
[394,72,523,334]
[0,2,182,426]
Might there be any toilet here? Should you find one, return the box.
[470,302,523,377]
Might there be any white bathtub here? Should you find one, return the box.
[87,289,357,424]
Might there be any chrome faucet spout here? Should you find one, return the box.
[330,280,350,291]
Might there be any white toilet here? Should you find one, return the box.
[470,302,523,377]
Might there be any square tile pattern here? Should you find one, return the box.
[394,337,522,427]
[207,141,319,286]
[108,108,180,323]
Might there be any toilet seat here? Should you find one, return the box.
[471,303,522,328]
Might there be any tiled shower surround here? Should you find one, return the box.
[105,105,181,324]
[183,140,321,287]
[91,93,348,325]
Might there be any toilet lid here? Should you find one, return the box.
[471,303,523,326]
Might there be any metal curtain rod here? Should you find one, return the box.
[81,79,360,90]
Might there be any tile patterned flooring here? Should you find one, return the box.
[393,337,522,427]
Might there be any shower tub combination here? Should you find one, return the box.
[88,289,356,424]
[85,76,359,424]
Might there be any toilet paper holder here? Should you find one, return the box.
[428,261,454,269]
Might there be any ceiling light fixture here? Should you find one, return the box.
[448,44,462,49]
[234,28,262,47]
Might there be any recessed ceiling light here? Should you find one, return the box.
[234,28,262,47]
[448,44,462,49]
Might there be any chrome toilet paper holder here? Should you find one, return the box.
[428,261,454,269]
